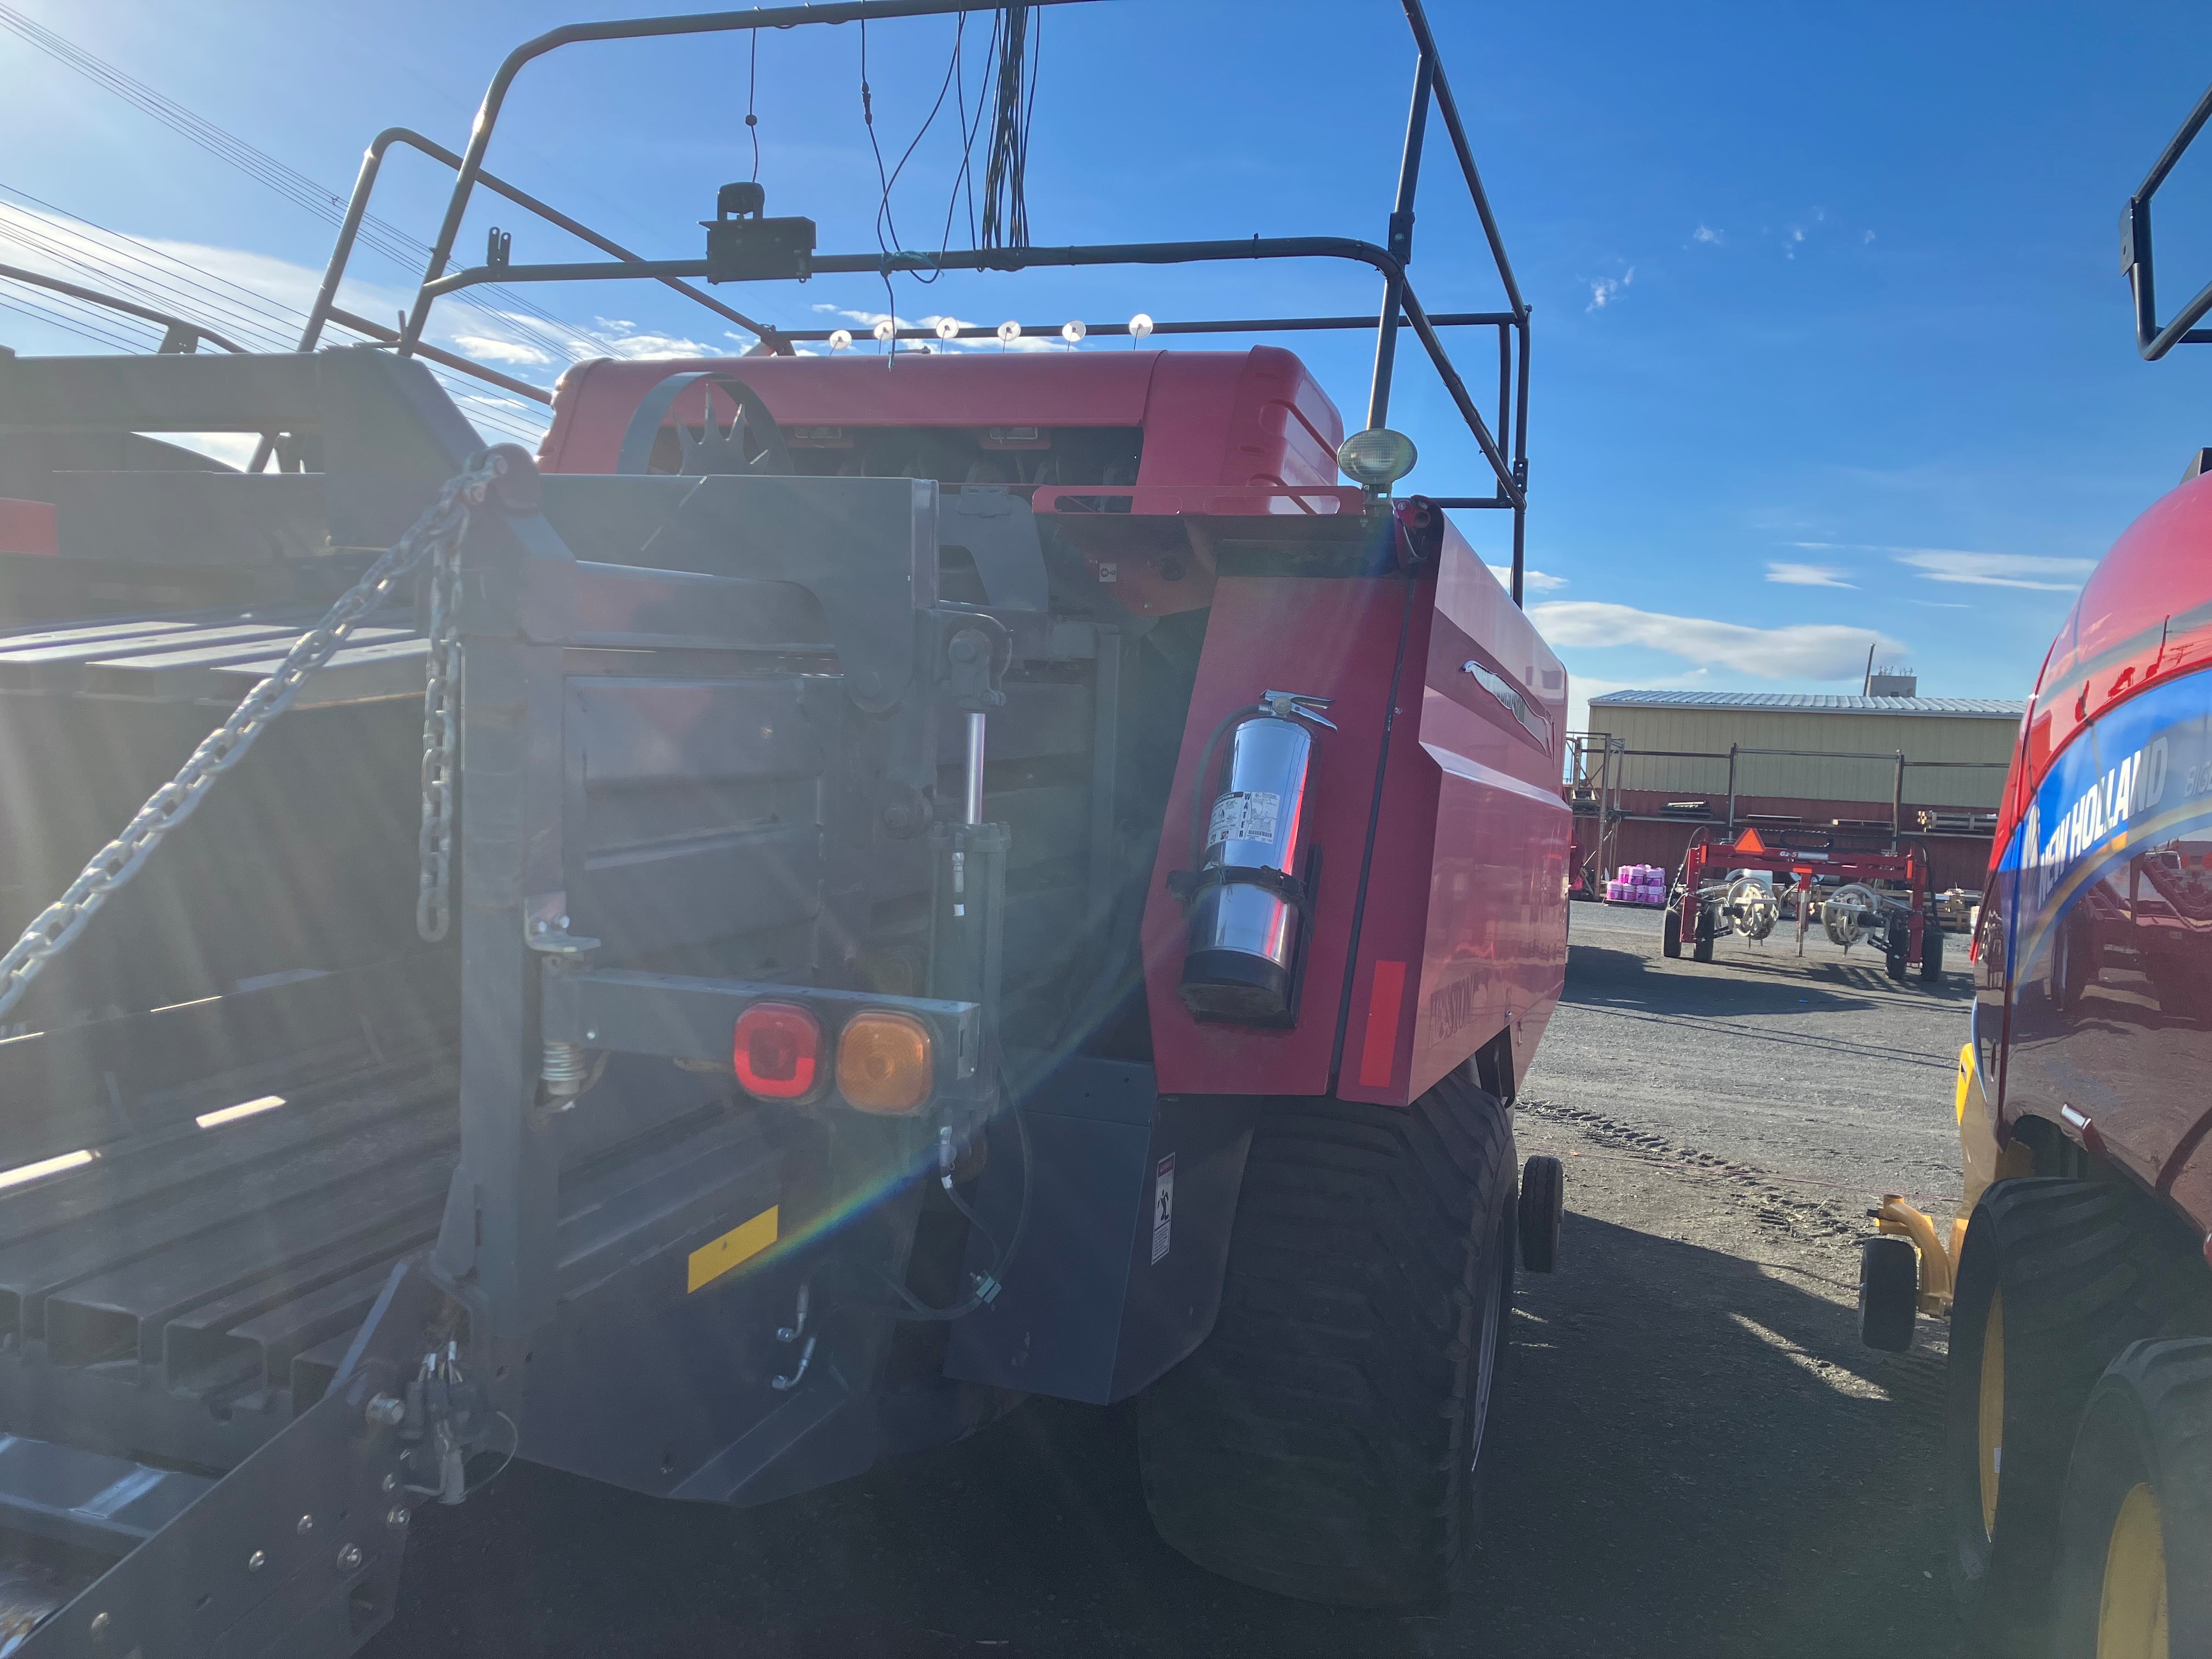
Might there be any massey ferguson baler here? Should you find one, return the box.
[0,2,1566,1648]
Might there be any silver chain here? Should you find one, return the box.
[0,452,504,1025]
[416,524,464,943]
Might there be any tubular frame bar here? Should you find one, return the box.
[371,0,1533,593]
[396,0,1099,356]
[2125,79,2212,359]
[766,309,1519,343]
[259,123,786,469]
[305,126,785,360]
[0,262,249,354]
[416,237,1525,509]
[322,305,553,403]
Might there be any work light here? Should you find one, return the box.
[1337,427,1418,493]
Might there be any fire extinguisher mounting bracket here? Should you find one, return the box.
[1165,861,1313,917]
[1259,690,1336,729]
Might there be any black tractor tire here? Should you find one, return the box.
[1921,921,1945,983]
[2052,1339,2212,1658]
[1858,1234,1918,1352]
[1944,1180,2172,1651]
[1662,907,1682,958]
[1691,907,1715,963]
[1884,927,1911,981]
[1519,1154,1564,1273]
[1137,1075,1518,1608]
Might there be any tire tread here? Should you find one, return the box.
[1138,1074,1516,1607]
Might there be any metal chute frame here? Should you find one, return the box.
[294,0,1538,603]
[2123,75,2212,361]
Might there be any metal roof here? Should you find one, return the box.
[1585,690,2026,719]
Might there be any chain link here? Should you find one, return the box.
[0,452,504,1026]
[416,524,464,943]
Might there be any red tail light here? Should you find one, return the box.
[732,1001,822,1101]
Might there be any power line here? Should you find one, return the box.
[0,194,547,444]
[0,3,622,373]
[0,289,154,353]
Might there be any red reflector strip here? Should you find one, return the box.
[0,499,57,557]
[1358,960,1407,1089]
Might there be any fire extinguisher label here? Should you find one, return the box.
[1152,1154,1175,1263]
[1207,789,1281,848]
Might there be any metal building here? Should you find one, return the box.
[1571,690,2027,894]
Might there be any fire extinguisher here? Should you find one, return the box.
[1171,690,1335,1023]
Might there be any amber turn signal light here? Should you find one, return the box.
[836,1011,933,1114]
[732,1001,823,1101]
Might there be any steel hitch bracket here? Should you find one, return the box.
[15,1261,453,1659]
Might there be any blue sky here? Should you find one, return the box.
[3,0,2209,726]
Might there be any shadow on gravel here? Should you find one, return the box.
[1479,1212,1955,1658]
[377,1215,1957,1659]
[1571,938,1970,1003]
[1567,943,1882,1015]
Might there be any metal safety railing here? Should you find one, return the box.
[1564,732,2011,873]
[2124,77,2212,359]
[294,0,1537,600]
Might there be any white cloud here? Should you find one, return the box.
[1863,229,1876,244]
[1765,561,1854,588]
[588,319,718,358]
[1691,224,1723,245]
[1893,549,2095,591]
[1785,225,1806,259]
[1487,564,1568,592]
[450,334,554,366]
[1587,266,1635,312]
[1789,540,2098,594]
[1529,600,1901,680]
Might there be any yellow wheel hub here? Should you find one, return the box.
[1979,1289,2005,1537]
[2098,1481,2169,1659]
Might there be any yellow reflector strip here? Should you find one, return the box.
[686,1205,779,1293]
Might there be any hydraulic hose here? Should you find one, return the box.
[870,1091,1033,1323]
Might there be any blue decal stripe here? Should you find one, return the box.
[2015,792,2212,970]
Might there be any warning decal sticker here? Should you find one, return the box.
[1207,790,1281,848]
[1151,1154,1176,1264]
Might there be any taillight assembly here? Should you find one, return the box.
[729,1000,936,1113]
[835,1011,934,1114]
[732,1001,823,1101]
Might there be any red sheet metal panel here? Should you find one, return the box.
[1142,574,1410,1097]
[1143,522,1570,1107]
[0,499,57,557]
[1338,524,1570,1106]
[535,347,1342,488]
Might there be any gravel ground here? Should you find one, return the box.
[377,901,1972,1658]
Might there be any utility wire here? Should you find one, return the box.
[0,4,623,375]
[868,14,970,284]
[0,184,546,443]
[979,5,1039,251]
[0,290,151,353]
[941,12,995,255]
[747,32,761,183]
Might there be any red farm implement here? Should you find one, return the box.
[1663,825,1943,982]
